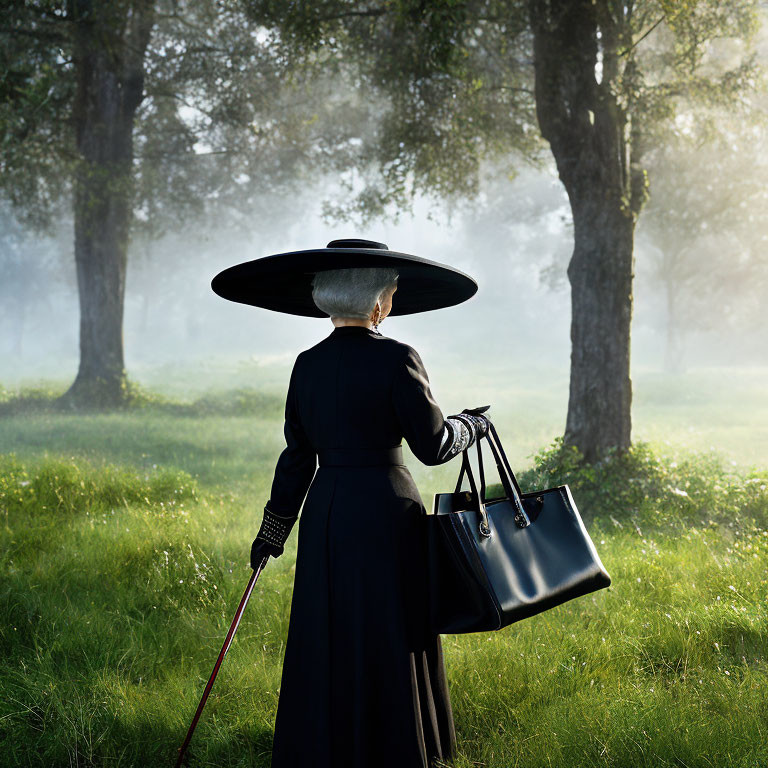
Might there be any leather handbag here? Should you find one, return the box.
[426,421,611,635]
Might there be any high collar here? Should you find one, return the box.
[330,325,379,336]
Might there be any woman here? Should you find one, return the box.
[214,240,487,768]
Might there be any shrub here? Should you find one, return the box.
[0,454,199,518]
[513,438,768,533]
[0,381,283,418]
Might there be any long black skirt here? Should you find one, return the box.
[270,464,457,768]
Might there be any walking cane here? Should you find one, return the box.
[174,554,269,767]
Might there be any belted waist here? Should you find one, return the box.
[318,446,404,467]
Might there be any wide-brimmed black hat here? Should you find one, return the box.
[211,238,477,317]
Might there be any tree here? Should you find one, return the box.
[1,0,368,406]
[528,1,761,460]
[638,109,768,372]
[249,0,763,462]
[68,1,155,406]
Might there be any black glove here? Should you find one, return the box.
[455,405,491,439]
[250,501,298,569]
[250,539,275,570]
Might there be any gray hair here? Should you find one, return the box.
[311,267,399,319]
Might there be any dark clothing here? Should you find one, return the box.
[268,324,461,768]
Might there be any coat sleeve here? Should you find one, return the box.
[266,353,317,519]
[391,344,478,466]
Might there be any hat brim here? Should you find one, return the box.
[211,248,478,317]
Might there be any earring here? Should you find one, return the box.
[372,304,382,333]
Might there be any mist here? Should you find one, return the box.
[2,157,765,388]
[3,6,768,766]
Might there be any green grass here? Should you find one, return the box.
[1,366,767,767]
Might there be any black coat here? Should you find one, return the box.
[268,324,466,768]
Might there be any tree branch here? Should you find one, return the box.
[313,7,387,23]
[6,26,69,44]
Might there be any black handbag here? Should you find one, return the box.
[426,421,611,634]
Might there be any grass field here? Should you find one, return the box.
[1,362,767,767]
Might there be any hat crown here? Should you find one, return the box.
[327,238,389,250]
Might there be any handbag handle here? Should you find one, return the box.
[453,419,530,531]
[456,442,492,537]
[485,422,524,500]
[484,422,530,527]
[453,437,487,500]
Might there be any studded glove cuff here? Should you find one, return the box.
[456,410,490,439]
[436,406,491,463]
[255,501,298,557]
[448,411,489,442]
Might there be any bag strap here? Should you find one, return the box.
[452,419,529,529]
[454,448,478,497]
[476,432,486,501]
[452,441,491,536]
[484,422,529,527]
[453,438,486,501]
[485,422,524,500]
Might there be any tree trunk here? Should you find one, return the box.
[566,196,635,462]
[528,0,647,463]
[60,0,154,408]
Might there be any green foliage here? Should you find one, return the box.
[247,0,765,222]
[121,383,284,418]
[183,389,284,417]
[0,379,155,414]
[0,383,68,414]
[0,453,198,519]
[444,520,768,767]
[0,1,76,229]
[0,381,282,419]
[0,440,766,766]
[516,437,768,533]
[1,0,368,234]
[246,0,539,221]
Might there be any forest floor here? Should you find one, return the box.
[0,364,766,767]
